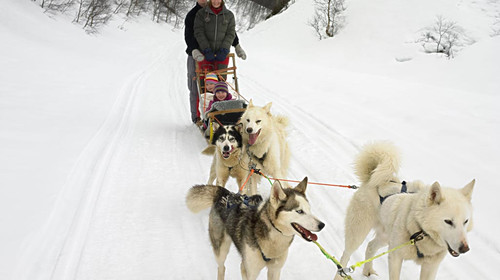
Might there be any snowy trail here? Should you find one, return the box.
[13,26,498,280]
[64,48,498,279]
[69,42,213,279]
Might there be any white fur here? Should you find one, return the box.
[240,100,290,193]
[335,142,475,280]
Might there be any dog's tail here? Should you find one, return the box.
[186,184,220,213]
[355,141,400,187]
[201,145,216,155]
[275,115,289,128]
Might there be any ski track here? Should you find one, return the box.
[55,53,167,279]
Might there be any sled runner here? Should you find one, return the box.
[195,53,247,141]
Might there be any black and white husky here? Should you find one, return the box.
[202,124,250,190]
[186,177,325,280]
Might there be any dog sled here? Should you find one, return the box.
[196,53,247,141]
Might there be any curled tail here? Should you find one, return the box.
[186,184,220,213]
[355,141,401,188]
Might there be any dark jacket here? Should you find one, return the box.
[184,4,239,56]
[193,4,236,53]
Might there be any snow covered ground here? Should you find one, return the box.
[1,0,499,279]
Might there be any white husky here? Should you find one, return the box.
[239,100,290,193]
[335,142,475,280]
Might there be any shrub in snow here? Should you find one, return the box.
[418,15,473,58]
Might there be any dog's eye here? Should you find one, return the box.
[246,119,250,122]
[256,120,261,124]
[444,219,454,226]
[464,219,469,225]
[296,210,304,214]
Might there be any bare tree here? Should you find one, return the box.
[309,0,345,39]
[36,0,75,13]
[228,0,271,31]
[81,0,113,32]
[35,0,269,32]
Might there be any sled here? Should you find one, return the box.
[195,53,247,142]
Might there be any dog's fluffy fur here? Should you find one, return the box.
[335,142,475,280]
[240,100,290,193]
[202,124,250,189]
[186,178,325,280]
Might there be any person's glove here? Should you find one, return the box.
[215,48,230,61]
[203,48,215,61]
[192,49,205,62]
[235,44,247,60]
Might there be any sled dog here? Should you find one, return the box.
[202,124,252,189]
[186,177,325,280]
[239,100,290,192]
[335,141,475,280]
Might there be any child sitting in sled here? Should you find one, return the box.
[206,82,233,112]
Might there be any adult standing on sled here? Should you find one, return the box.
[184,0,246,125]
[194,0,237,70]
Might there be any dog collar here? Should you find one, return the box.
[261,251,271,262]
[410,229,429,258]
[246,144,267,166]
[266,211,283,235]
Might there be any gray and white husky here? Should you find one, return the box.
[335,141,475,280]
[186,177,325,280]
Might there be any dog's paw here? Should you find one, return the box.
[362,266,378,277]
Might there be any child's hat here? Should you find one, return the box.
[213,82,228,94]
[204,72,218,85]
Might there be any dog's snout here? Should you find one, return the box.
[246,127,253,133]
[318,222,325,231]
[223,145,230,152]
[459,242,470,254]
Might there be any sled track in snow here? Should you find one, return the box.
[20,53,169,280]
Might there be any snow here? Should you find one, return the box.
[1,0,499,279]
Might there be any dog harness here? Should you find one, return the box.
[379,181,408,204]
[246,144,267,167]
[410,230,429,258]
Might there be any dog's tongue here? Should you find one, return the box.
[248,132,259,145]
[293,223,318,242]
[307,231,318,242]
[222,147,235,158]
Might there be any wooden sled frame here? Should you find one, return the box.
[195,53,246,142]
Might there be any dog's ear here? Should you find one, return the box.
[212,121,220,131]
[248,99,254,108]
[428,181,443,205]
[263,102,272,114]
[461,179,475,202]
[294,177,308,195]
[271,180,287,204]
[234,122,243,133]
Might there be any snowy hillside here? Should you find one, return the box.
[1,0,499,279]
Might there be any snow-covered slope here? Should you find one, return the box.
[1,0,499,279]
